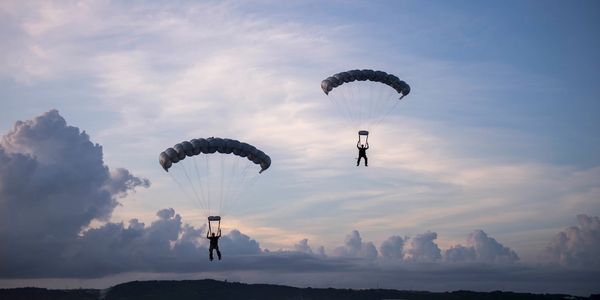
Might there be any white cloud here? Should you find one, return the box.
[380,235,406,260]
[444,230,519,263]
[543,214,600,269]
[333,230,378,259]
[405,231,441,262]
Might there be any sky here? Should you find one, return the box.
[1,0,599,296]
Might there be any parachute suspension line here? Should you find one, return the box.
[229,163,254,212]
[347,84,361,127]
[219,154,225,216]
[221,155,242,216]
[367,81,375,127]
[371,88,402,130]
[368,83,383,129]
[179,162,206,215]
[349,81,358,126]
[339,84,359,129]
[204,153,211,216]
[192,156,208,210]
[356,81,364,128]
[168,171,196,208]
[332,90,355,129]
[351,82,362,129]
[226,163,259,215]
[222,162,251,215]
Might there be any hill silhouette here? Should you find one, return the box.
[1,279,596,300]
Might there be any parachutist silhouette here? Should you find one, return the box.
[357,142,369,166]
[207,230,222,261]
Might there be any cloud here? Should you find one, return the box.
[380,235,406,260]
[444,244,477,262]
[292,238,326,258]
[294,238,313,254]
[0,110,149,277]
[0,110,149,240]
[219,229,262,256]
[405,231,442,262]
[333,230,378,259]
[543,214,600,269]
[444,230,519,263]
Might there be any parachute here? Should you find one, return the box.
[321,69,410,99]
[321,69,411,137]
[159,137,271,173]
[159,137,271,234]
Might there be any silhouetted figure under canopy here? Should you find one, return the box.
[207,216,222,261]
[357,130,369,167]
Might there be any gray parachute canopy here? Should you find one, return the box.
[321,69,411,99]
[159,137,271,173]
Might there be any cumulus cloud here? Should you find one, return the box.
[333,230,378,259]
[0,110,149,276]
[444,230,519,263]
[66,208,204,276]
[294,238,313,254]
[543,214,600,269]
[405,231,441,262]
[219,229,262,256]
[444,244,477,262]
[380,235,406,260]
[0,110,149,240]
[292,238,326,257]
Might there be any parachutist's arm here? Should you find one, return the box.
[365,143,369,149]
[217,229,221,237]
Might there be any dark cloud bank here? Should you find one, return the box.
[0,111,598,296]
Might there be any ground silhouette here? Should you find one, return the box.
[1,279,597,300]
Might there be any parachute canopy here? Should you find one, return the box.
[159,137,271,173]
[321,69,411,99]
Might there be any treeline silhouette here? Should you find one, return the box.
[1,279,597,300]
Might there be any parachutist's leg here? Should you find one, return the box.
[365,155,368,167]
[209,248,214,261]
[217,248,222,260]
[357,156,361,166]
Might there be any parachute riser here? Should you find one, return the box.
[358,130,369,146]
[207,215,221,236]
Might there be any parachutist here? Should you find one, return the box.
[207,230,222,261]
[357,142,369,167]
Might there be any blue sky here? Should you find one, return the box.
[1,0,599,295]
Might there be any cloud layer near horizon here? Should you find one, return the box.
[0,111,597,297]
